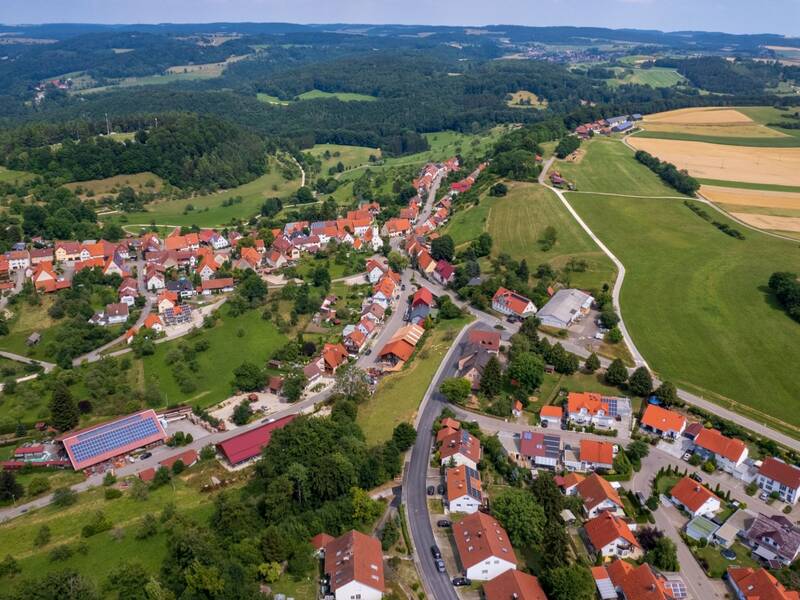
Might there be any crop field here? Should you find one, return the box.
[297,89,377,102]
[101,158,300,228]
[627,137,800,186]
[506,90,548,109]
[553,138,683,196]
[133,306,288,409]
[308,143,381,173]
[701,185,800,210]
[486,183,616,291]
[567,192,800,429]
[632,130,800,147]
[65,172,165,198]
[696,178,800,193]
[729,212,800,233]
[645,108,754,125]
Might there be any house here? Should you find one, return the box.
[417,251,436,276]
[742,513,800,566]
[756,458,800,505]
[268,376,284,395]
[195,258,218,281]
[556,472,585,496]
[29,247,54,265]
[452,511,517,581]
[464,331,499,356]
[567,392,615,429]
[713,509,750,548]
[157,291,178,314]
[237,247,262,271]
[727,568,800,600]
[640,404,687,438]
[519,431,561,469]
[145,265,166,291]
[118,278,139,306]
[344,329,368,355]
[103,255,130,278]
[570,440,615,473]
[383,218,411,237]
[105,303,130,325]
[13,445,46,461]
[323,530,385,600]
[457,347,492,391]
[322,343,349,373]
[265,250,287,270]
[409,287,434,324]
[303,362,322,386]
[693,428,748,473]
[536,289,594,329]
[439,429,481,470]
[483,569,547,600]
[594,560,676,600]
[30,261,57,288]
[446,464,483,514]
[7,250,30,271]
[166,278,196,299]
[670,476,722,517]
[433,260,455,285]
[54,241,81,262]
[143,314,165,333]
[366,259,387,284]
[378,324,424,367]
[491,287,537,319]
[584,512,641,560]
[216,415,295,466]
[372,274,398,306]
[575,472,624,518]
[539,405,563,428]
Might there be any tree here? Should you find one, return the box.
[492,488,546,547]
[103,472,117,486]
[539,226,557,251]
[392,422,417,451]
[438,297,463,319]
[584,352,601,373]
[636,526,664,552]
[257,562,282,583]
[543,564,596,600]
[645,537,680,571]
[151,467,172,488]
[135,514,159,540]
[237,272,268,304]
[312,266,331,290]
[654,381,678,406]
[381,517,400,551]
[555,136,581,159]
[231,401,254,426]
[439,377,471,405]
[628,367,653,396]
[605,358,628,386]
[387,251,408,273]
[0,471,24,502]
[104,561,152,600]
[283,372,307,402]
[0,554,20,578]
[52,486,77,507]
[231,361,264,392]
[507,352,544,393]
[489,182,508,197]
[480,356,503,399]
[430,235,455,262]
[27,476,50,497]
[34,525,51,547]
[49,382,79,432]
[333,364,371,403]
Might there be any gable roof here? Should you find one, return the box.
[556,472,585,490]
[216,415,295,465]
[324,530,385,593]
[452,511,516,570]
[439,429,481,464]
[694,428,747,462]
[492,287,535,316]
[540,405,563,418]
[311,532,335,551]
[379,339,415,362]
[744,514,800,563]
[579,440,614,466]
[412,287,434,307]
[758,457,800,490]
[467,329,501,352]
[435,259,455,280]
[606,560,674,600]
[576,472,622,511]
[483,569,547,600]
[585,511,639,550]
[568,392,609,416]
[322,343,349,370]
[670,476,721,513]
[728,568,800,600]
[446,464,483,503]
[641,404,686,433]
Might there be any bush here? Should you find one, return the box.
[48,545,73,562]
[81,510,112,538]
[27,476,51,497]
[702,459,717,473]
[52,486,77,507]
[104,488,123,500]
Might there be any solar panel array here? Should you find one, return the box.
[70,414,161,463]
[606,397,619,416]
[542,434,561,459]
[664,581,687,599]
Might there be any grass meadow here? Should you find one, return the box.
[0,166,35,184]
[308,143,381,173]
[567,192,800,430]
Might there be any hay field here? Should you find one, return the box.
[507,90,548,109]
[627,137,800,186]
[65,172,165,198]
[730,213,800,233]
[645,107,753,125]
[700,185,800,210]
[641,107,788,138]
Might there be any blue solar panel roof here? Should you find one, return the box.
[69,414,162,464]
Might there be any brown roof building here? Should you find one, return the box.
[323,530,385,599]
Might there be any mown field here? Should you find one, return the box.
[297,89,377,102]
[608,67,685,88]
[486,182,616,291]
[696,178,800,194]
[551,137,683,196]
[308,143,381,174]
[567,192,800,430]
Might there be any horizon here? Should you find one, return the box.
[2,0,799,37]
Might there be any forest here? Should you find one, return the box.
[652,56,789,94]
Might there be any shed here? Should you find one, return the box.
[26,332,41,346]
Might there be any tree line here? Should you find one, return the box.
[634,150,699,196]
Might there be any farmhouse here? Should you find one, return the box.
[575,472,624,518]
[216,415,295,467]
[519,431,561,469]
[756,457,800,505]
[640,404,687,438]
[452,511,517,581]
[536,289,594,329]
[491,287,537,319]
[693,428,748,473]
[366,259,387,283]
[446,464,483,514]
[584,512,641,560]
[439,429,481,470]
[323,530,385,600]
[669,476,721,517]
[201,278,235,295]
[483,569,547,600]
[727,568,800,600]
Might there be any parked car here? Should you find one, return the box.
[452,577,471,587]
[431,545,442,559]
[139,452,152,460]
[427,486,435,496]
[437,483,445,495]
[435,559,446,573]
[759,491,769,501]
[682,452,692,461]
[690,473,703,483]
[437,519,452,528]
[721,548,737,560]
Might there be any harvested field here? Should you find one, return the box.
[644,107,753,125]
[627,137,800,186]
[729,213,800,233]
[701,185,800,210]
[641,122,788,138]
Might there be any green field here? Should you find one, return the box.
[134,306,288,409]
[443,196,495,247]
[632,129,800,148]
[736,106,800,138]
[256,93,290,105]
[697,178,800,194]
[308,143,381,174]
[485,182,617,291]
[609,67,685,88]
[101,157,299,228]
[357,317,472,445]
[536,370,625,405]
[553,138,684,196]
[297,89,377,102]
[0,166,35,184]
[567,192,800,430]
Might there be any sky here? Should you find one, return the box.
[2,0,799,37]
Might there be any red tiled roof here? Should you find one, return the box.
[322,343,349,370]
[540,405,563,418]
[483,569,547,600]
[378,339,415,362]
[311,532,334,550]
[159,449,198,470]
[452,511,516,570]
[556,471,584,490]
[576,472,621,511]
[579,440,614,466]
[584,511,639,550]
[670,476,721,513]
[694,428,747,463]
[138,467,156,482]
[568,392,608,416]
[216,415,295,465]
[492,287,535,317]
[728,568,800,600]
[606,560,674,600]
[201,277,234,291]
[324,530,385,593]
[467,329,501,352]
[439,429,481,464]
[412,287,434,307]
[641,404,686,433]
[759,458,800,491]
[446,464,482,503]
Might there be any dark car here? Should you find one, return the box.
[721,548,737,560]
[435,558,446,573]
[690,472,703,483]
[431,545,442,559]
[437,519,452,528]
[139,452,152,460]
[437,483,445,495]
[427,486,435,496]
[452,577,471,587]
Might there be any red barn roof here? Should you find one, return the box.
[216,415,295,465]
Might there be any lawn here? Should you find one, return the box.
[0,166,35,184]
[308,143,381,174]
[256,93,290,105]
[357,317,472,445]
[736,106,800,138]
[297,89,377,102]
[443,195,496,247]
[693,542,760,578]
[553,138,684,196]
[506,90,548,109]
[135,305,288,409]
[486,182,617,291]
[0,461,233,589]
[567,193,800,431]
[535,371,625,406]
[101,157,299,228]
